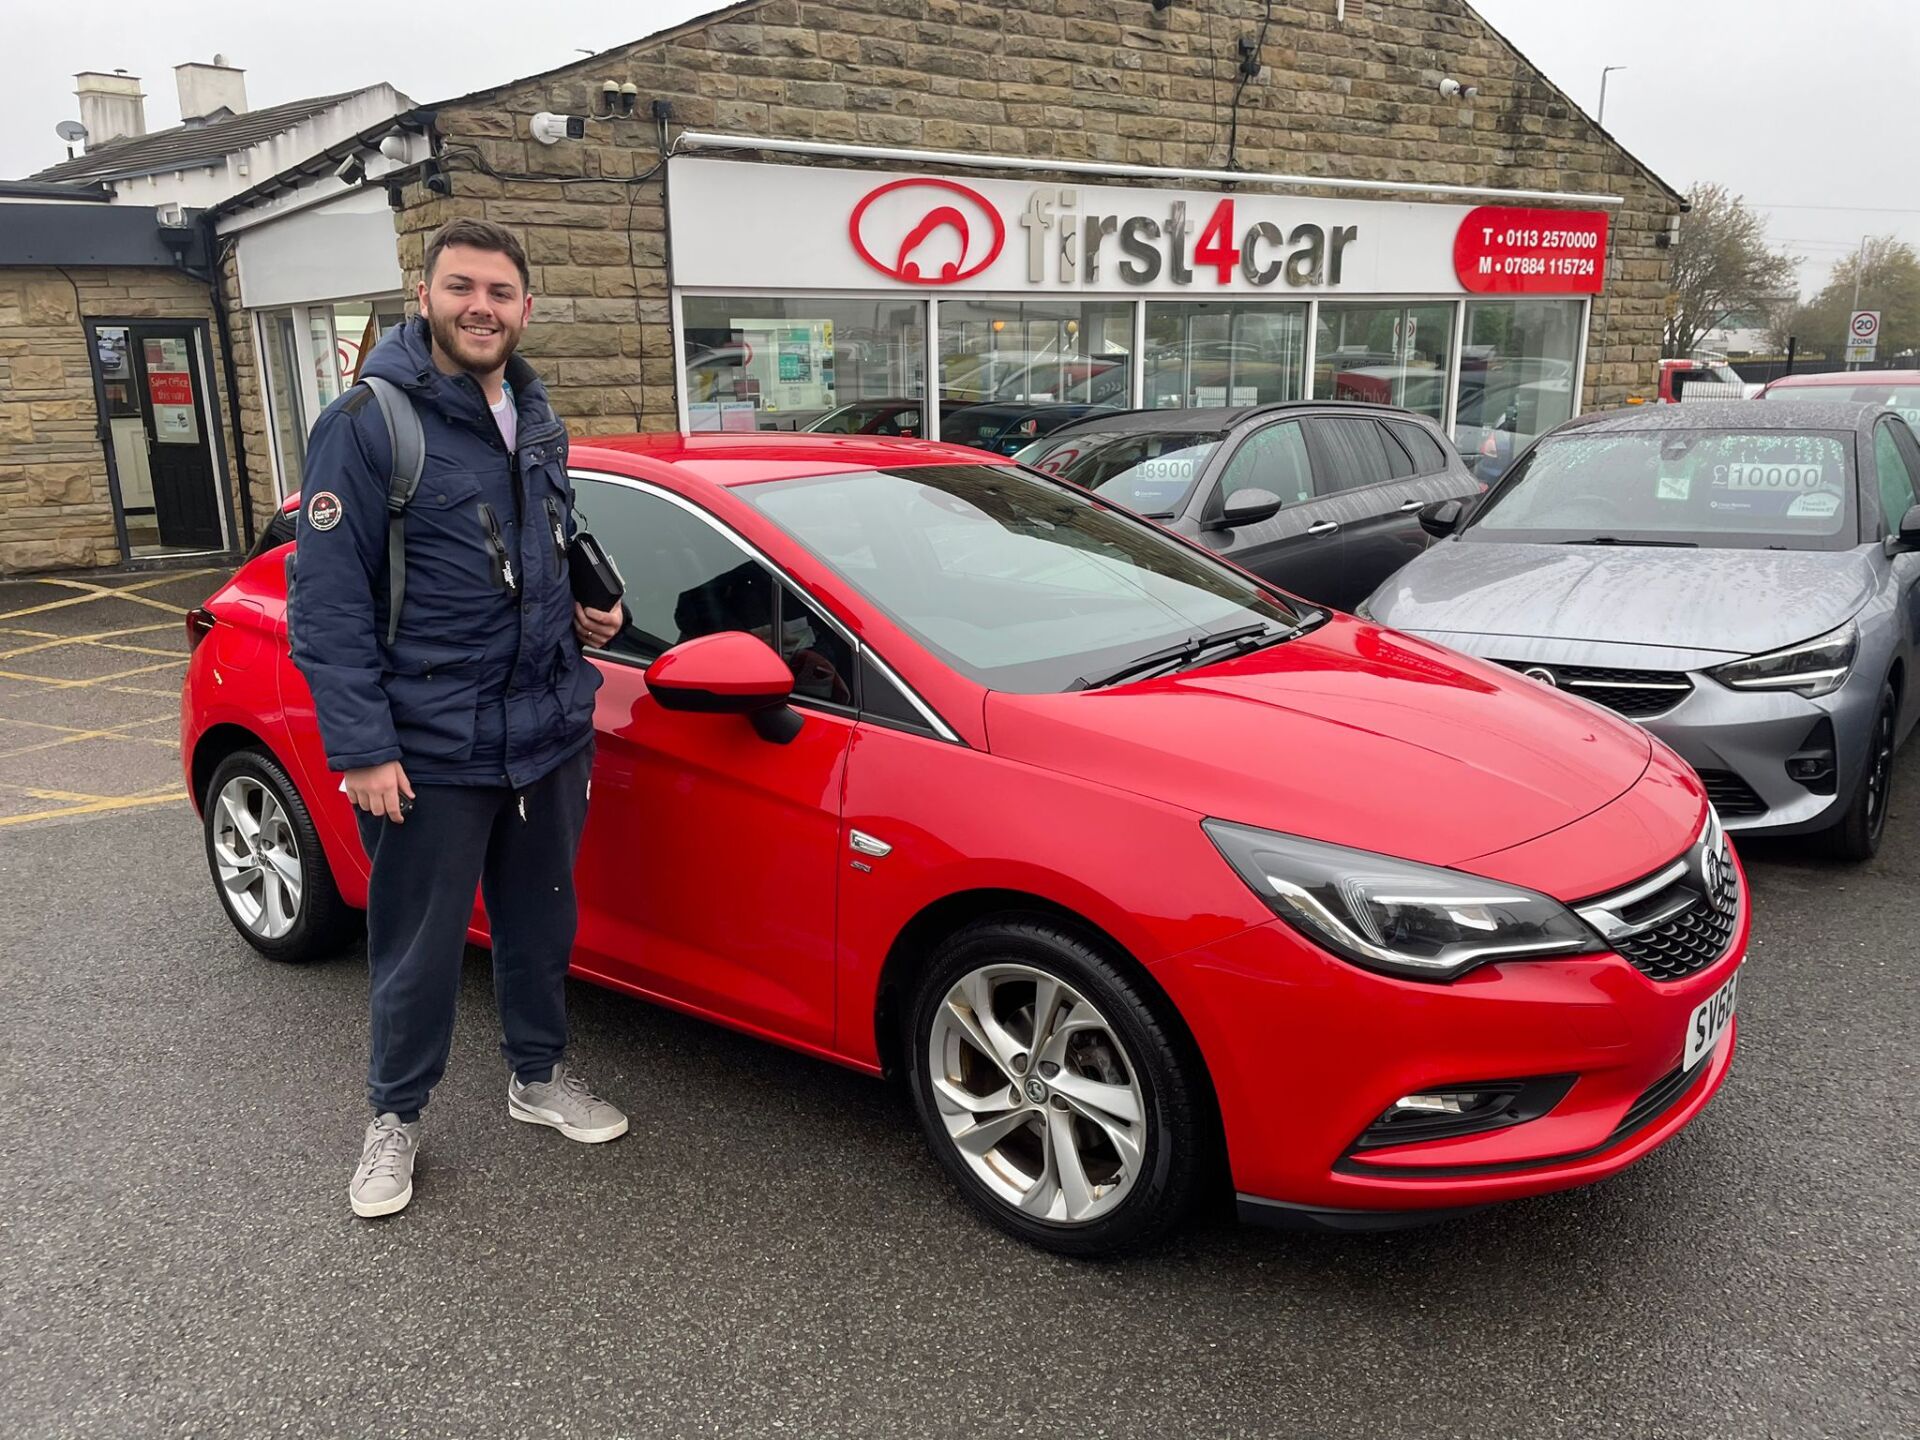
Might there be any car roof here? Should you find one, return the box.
[1039,399,1436,439]
[1555,399,1885,437]
[571,432,996,486]
[1763,369,1920,389]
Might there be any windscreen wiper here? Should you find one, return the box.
[1070,622,1278,692]
[1562,536,1698,548]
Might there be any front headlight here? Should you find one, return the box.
[1203,820,1603,981]
[1707,619,1857,699]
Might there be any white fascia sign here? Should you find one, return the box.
[669,156,1497,297]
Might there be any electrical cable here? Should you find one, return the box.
[1223,0,1277,172]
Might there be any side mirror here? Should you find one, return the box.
[644,632,801,743]
[1211,487,1284,530]
[1418,498,1464,538]
[1898,502,1920,552]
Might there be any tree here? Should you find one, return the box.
[1663,183,1799,359]
[1791,236,1920,361]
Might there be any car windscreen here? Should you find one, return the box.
[1465,428,1858,551]
[1014,429,1225,517]
[742,464,1306,693]
[1766,383,1920,430]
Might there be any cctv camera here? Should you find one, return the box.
[530,111,587,145]
[421,161,452,196]
[378,132,410,162]
[335,152,368,185]
[1438,77,1462,99]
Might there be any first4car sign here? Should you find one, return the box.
[669,158,1611,298]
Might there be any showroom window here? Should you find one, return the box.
[255,298,406,499]
[1454,299,1583,472]
[681,295,926,434]
[1313,301,1456,422]
[937,298,1133,410]
[1144,302,1307,409]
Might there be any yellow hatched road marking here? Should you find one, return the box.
[0,622,183,662]
[0,657,185,689]
[0,788,188,827]
[0,569,213,623]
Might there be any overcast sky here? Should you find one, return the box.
[7,1,1915,299]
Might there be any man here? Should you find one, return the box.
[291,218,628,1219]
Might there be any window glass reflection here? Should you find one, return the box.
[682,295,926,433]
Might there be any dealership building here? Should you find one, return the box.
[1,0,1682,574]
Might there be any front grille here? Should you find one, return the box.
[1696,768,1768,818]
[1577,815,1742,983]
[1496,661,1693,719]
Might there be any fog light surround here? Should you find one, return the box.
[1352,1075,1575,1150]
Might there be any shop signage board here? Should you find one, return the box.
[669,158,1610,299]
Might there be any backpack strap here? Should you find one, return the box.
[360,376,426,645]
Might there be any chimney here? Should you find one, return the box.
[74,71,147,146]
[175,55,247,125]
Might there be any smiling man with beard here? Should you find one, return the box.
[289,219,629,1218]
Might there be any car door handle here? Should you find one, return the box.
[1306,521,1340,536]
[1399,499,1425,512]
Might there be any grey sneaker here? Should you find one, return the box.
[508,1062,629,1143]
[349,1113,420,1218]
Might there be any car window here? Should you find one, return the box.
[1466,429,1856,551]
[1027,430,1225,517]
[1389,421,1450,475]
[573,479,773,664]
[1765,383,1920,428]
[1308,417,1399,493]
[1216,420,1312,504]
[743,464,1309,693]
[1873,423,1919,535]
[575,476,860,708]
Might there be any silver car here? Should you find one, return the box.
[1360,401,1920,858]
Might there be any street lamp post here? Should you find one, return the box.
[1598,65,1627,126]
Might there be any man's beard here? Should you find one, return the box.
[425,305,519,374]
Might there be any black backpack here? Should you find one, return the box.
[284,375,425,650]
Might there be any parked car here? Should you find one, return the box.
[939,401,1118,457]
[1658,357,1748,403]
[1361,400,1920,858]
[1759,368,1920,421]
[1014,402,1481,611]
[185,433,1745,1255]
[803,398,962,437]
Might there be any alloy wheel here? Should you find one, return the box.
[209,774,304,940]
[925,963,1147,1225]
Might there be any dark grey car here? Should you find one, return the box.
[1015,402,1481,611]
[1362,400,1920,859]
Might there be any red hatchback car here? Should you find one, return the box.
[181,434,1746,1254]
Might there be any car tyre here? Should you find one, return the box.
[203,748,358,962]
[1819,682,1898,862]
[905,918,1209,1257]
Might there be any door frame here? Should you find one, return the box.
[83,315,238,560]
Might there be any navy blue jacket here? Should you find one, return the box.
[289,318,599,789]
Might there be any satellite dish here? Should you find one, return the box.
[56,120,88,143]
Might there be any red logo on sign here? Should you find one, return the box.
[849,178,1005,285]
[1453,206,1610,296]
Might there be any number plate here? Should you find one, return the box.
[1683,968,1739,1071]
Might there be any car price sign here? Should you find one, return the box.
[1453,206,1610,295]
[1847,310,1880,364]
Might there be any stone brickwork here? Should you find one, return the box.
[216,246,281,532]
[0,266,243,575]
[393,0,1678,434]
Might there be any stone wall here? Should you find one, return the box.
[215,244,281,531]
[0,266,243,575]
[396,0,1679,433]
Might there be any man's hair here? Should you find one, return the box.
[423,218,531,291]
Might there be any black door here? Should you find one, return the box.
[1181,418,1353,605]
[1299,414,1437,609]
[128,327,224,550]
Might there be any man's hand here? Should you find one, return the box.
[574,600,623,648]
[344,761,414,823]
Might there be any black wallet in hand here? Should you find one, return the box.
[567,532,626,612]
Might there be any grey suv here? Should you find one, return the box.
[1362,401,1920,858]
[1016,402,1481,611]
